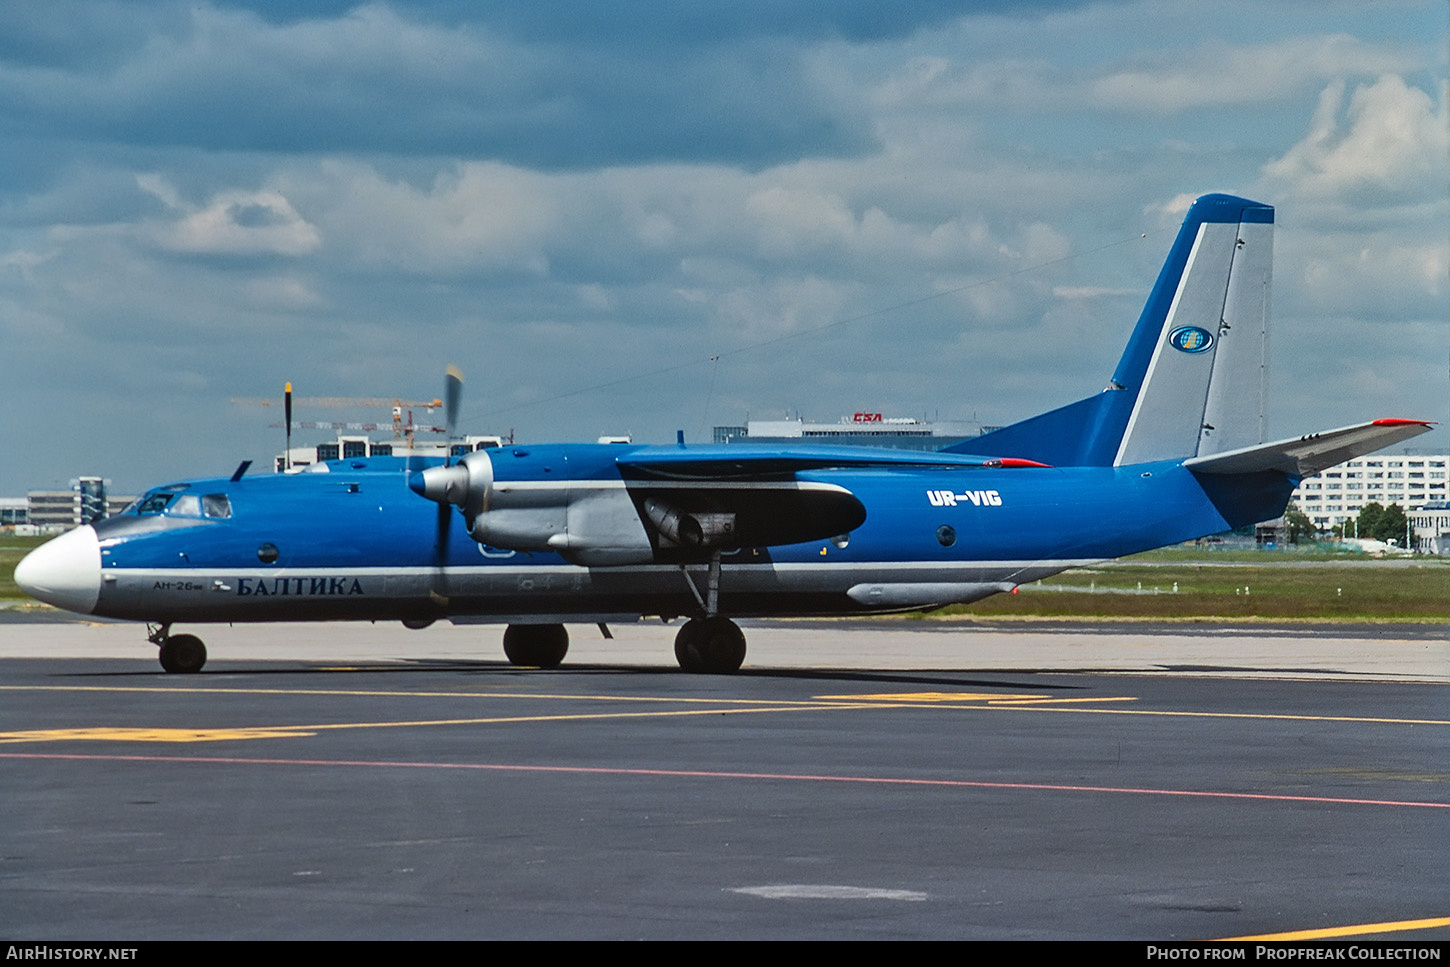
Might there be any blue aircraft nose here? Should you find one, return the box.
[14,526,102,614]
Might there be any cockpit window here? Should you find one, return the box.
[169,494,202,517]
[202,494,232,519]
[135,493,174,515]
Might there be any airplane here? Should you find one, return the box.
[14,193,1432,674]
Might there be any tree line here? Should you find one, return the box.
[1282,501,1410,546]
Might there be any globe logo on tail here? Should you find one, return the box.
[1168,325,1214,353]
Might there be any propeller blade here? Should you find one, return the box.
[435,366,465,596]
[444,365,463,460]
[284,381,293,471]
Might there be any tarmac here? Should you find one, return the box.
[1,616,1446,940]
[2,614,1446,681]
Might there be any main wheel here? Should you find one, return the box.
[502,624,569,668]
[158,634,207,674]
[673,617,746,674]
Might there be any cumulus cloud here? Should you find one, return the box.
[1262,74,1448,202]
[305,162,559,276]
[149,187,321,257]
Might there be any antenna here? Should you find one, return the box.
[284,382,293,471]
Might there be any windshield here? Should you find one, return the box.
[134,493,174,516]
[132,489,230,519]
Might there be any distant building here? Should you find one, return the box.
[1409,503,1450,556]
[0,497,28,527]
[19,478,136,534]
[714,413,989,452]
[275,434,507,471]
[1291,453,1449,531]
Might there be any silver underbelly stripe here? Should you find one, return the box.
[106,558,1097,582]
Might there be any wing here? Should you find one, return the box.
[412,443,1052,565]
[615,444,1050,478]
[615,444,1049,552]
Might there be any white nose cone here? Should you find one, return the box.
[14,525,102,614]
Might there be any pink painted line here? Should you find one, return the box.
[3,751,1447,810]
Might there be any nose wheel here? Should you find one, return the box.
[674,617,746,673]
[149,624,206,673]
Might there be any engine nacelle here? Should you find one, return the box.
[410,450,656,565]
[411,449,496,531]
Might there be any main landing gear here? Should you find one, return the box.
[149,624,207,674]
[502,624,569,668]
[495,549,751,674]
[673,616,746,674]
[673,551,747,674]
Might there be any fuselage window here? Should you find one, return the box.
[202,494,232,519]
[135,493,175,516]
[936,524,957,547]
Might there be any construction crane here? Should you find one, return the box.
[231,389,447,453]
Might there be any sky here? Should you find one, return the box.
[2,0,1446,495]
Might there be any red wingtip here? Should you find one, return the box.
[1371,418,1435,427]
[997,457,1054,468]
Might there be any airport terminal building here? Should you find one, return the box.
[713,413,989,451]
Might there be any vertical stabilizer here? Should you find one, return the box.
[1113,195,1272,465]
[955,193,1273,467]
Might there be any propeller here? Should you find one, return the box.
[431,366,464,605]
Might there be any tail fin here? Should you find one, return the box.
[954,193,1273,467]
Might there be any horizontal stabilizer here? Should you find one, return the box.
[1183,419,1432,478]
[617,445,1050,478]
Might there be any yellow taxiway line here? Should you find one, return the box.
[1223,915,1450,941]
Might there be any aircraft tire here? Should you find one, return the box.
[158,634,207,674]
[674,617,746,674]
[502,624,569,668]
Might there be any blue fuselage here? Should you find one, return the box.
[76,444,1293,625]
